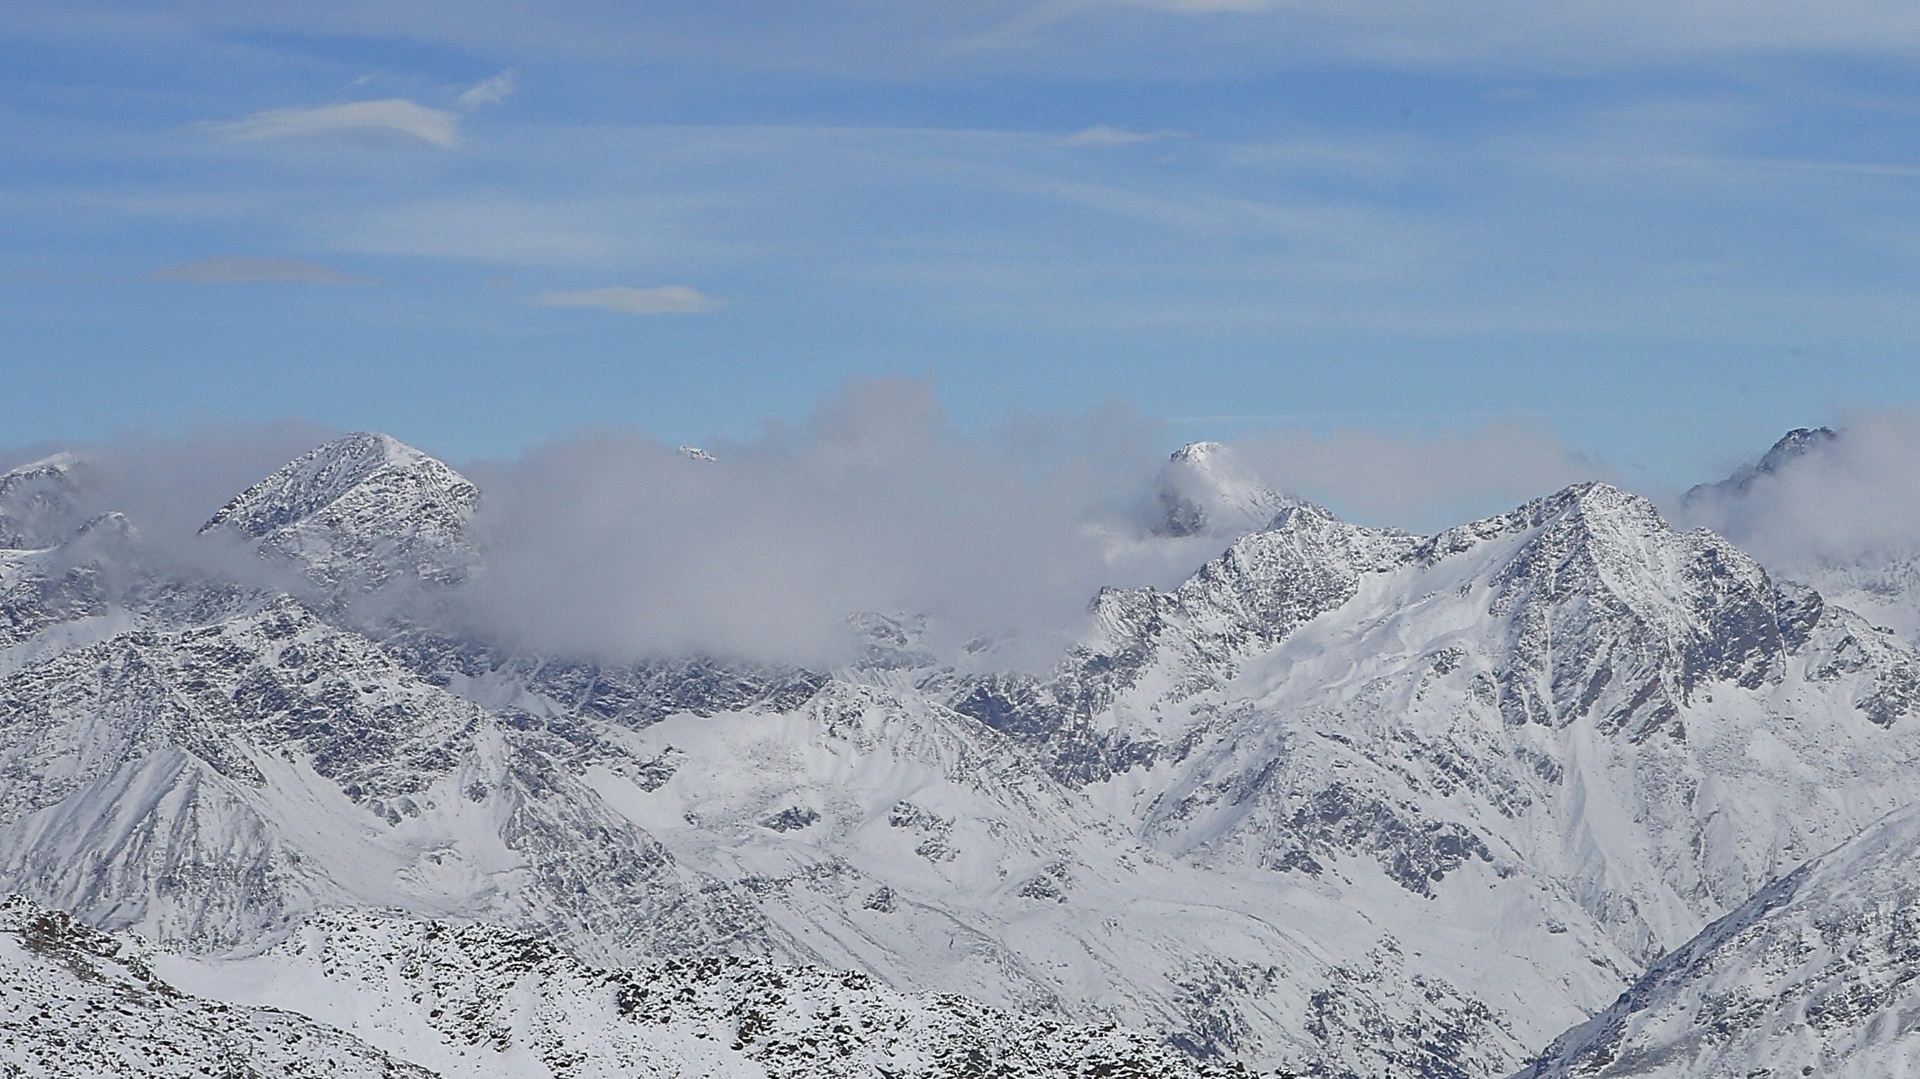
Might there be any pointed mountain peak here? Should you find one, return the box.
[203,432,478,591]
[1422,480,1656,560]
[1683,425,1838,506]
[202,432,472,539]
[1150,441,1295,538]
[1756,426,1836,472]
[1167,440,1228,465]
[0,450,93,550]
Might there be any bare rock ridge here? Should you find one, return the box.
[2,894,1257,1079]
[3,428,1920,1077]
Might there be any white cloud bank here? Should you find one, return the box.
[25,385,1812,672]
[531,285,723,315]
[1678,410,1920,574]
[197,99,461,147]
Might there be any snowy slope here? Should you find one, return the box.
[158,907,1267,1079]
[1517,797,1920,1078]
[0,596,766,960]
[0,894,430,1078]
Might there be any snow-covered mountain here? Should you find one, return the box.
[201,431,479,595]
[1518,796,1920,1077]
[0,893,1255,1079]
[5,431,1920,1077]
[159,904,1267,1078]
[1682,425,1920,645]
[1681,426,1836,507]
[0,895,430,1078]
[1147,441,1295,538]
[0,452,92,551]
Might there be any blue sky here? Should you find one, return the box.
[6,0,1920,496]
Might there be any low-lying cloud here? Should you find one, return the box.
[458,380,1171,667]
[1677,409,1920,575]
[5,384,1748,671]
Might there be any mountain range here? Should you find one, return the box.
[2,427,1917,1077]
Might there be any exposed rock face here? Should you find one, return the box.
[154,905,1269,1079]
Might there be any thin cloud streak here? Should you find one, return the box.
[195,99,461,147]
[458,70,517,109]
[531,285,724,315]
[1057,125,1181,146]
[146,256,376,286]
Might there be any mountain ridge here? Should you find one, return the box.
[3,429,1920,1076]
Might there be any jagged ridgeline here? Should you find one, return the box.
[2,431,1919,1077]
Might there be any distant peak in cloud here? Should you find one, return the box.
[457,70,517,109]
[1057,125,1180,146]
[196,99,461,148]
[532,285,723,315]
[146,257,376,286]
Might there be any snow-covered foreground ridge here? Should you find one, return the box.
[1,430,1919,1076]
[0,894,1261,1078]
[1517,796,1920,1078]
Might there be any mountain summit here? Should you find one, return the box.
[1148,441,1294,538]
[201,431,478,591]
[0,453,90,551]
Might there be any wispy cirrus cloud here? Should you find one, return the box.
[146,256,376,286]
[195,99,461,147]
[1057,125,1182,147]
[458,69,517,109]
[532,285,723,315]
